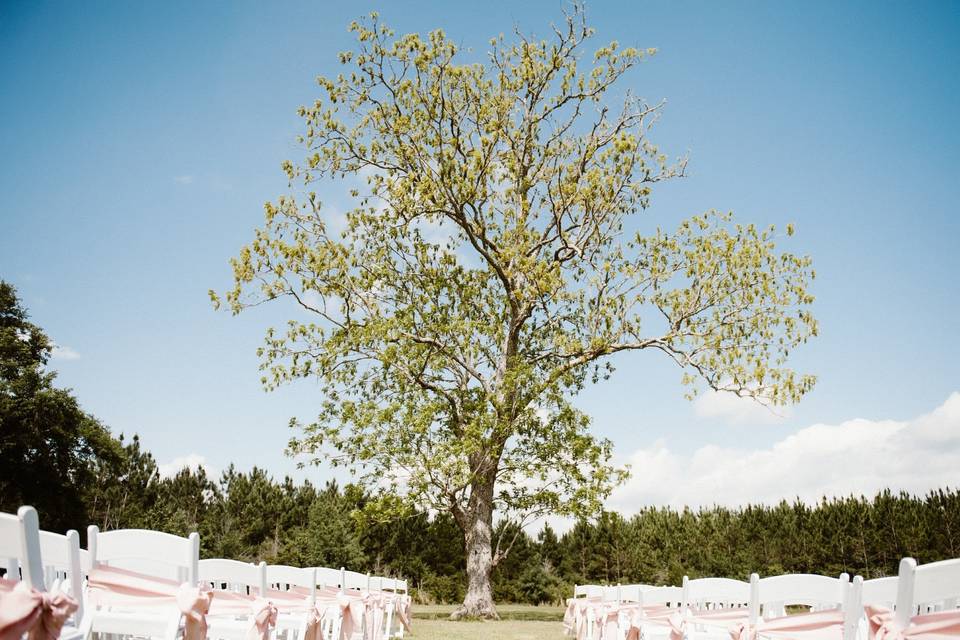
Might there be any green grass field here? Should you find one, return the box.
[407,605,566,640]
[408,618,565,640]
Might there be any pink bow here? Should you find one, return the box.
[729,621,754,640]
[0,579,79,640]
[176,584,213,640]
[337,594,366,640]
[867,605,960,640]
[624,606,686,640]
[301,604,326,640]
[245,599,278,640]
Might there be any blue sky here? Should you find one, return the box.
[2,1,958,508]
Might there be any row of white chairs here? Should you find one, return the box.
[569,556,960,640]
[1,505,410,639]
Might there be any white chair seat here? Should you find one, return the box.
[207,615,260,640]
[87,606,181,638]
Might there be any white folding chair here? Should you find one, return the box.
[372,576,398,639]
[681,576,753,640]
[200,559,270,640]
[37,527,87,631]
[267,564,324,640]
[84,525,200,639]
[88,525,199,583]
[684,576,752,611]
[750,572,859,640]
[0,507,84,639]
[634,585,685,640]
[0,507,43,588]
[894,557,960,624]
[392,577,408,638]
[573,585,605,640]
[750,572,850,621]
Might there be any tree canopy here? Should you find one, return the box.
[0,280,121,533]
[214,5,817,617]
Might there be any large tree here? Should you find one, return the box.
[215,6,817,618]
[0,280,121,534]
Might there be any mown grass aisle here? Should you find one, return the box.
[409,605,566,639]
[409,619,564,640]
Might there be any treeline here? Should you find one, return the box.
[12,432,960,605]
[3,280,959,605]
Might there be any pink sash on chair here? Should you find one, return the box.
[203,590,279,640]
[267,586,363,640]
[86,565,213,640]
[625,607,687,640]
[0,578,79,640]
[246,598,278,640]
[728,609,845,640]
[392,593,412,632]
[867,605,960,640]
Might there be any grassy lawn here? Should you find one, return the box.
[407,605,566,640]
[412,604,565,622]
[408,618,565,640]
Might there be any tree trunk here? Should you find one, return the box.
[451,464,499,620]
[451,505,499,620]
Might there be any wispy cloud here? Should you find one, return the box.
[693,389,791,425]
[50,344,81,360]
[157,453,218,479]
[611,392,960,512]
[173,175,194,185]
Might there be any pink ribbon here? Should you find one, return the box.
[245,599,278,640]
[338,593,367,640]
[867,605,960,640]
[728,608,844,640]
[87,565,214,640]
[0,578,79,640]
[176,586,212,640]
[259,587,347,640]
[624,605,687,640]
[392,594,412,632]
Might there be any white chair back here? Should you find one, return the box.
[375,576,396,593]
[0,510,22,582]
[0,507,44,590]
[574,584,603,598]
[750,572,849,621]
[87,525,199,585]
[315,566,343,590]
[640,585,684,607]
[266,564,318,605]
[619,584,638,603]
[342,569,368,592]
[895,557,960,627]
[37,528,85,622]
[684,576,752,609]
[199,558,267,596]
[861,576,898,608]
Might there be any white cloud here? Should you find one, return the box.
[157,454,218,480]
[50,344,81,360]
[173,175,194,185]
[693,389,791,425]
[610,392,960,512]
